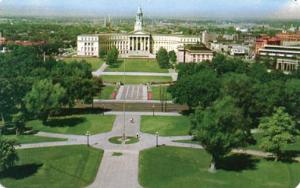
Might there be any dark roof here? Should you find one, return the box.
[185,44,211,51]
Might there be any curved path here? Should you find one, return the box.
[17,112,299,188]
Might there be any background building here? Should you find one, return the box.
[77,7,202,58]
[177,44,214,63]
[77,35,99,57]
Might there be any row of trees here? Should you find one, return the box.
[169,54,300,171]
[0,46,103,133]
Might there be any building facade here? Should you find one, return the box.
[276,59,300,72]
[177,45,214,63]
[258,45,300,72]
[77,34,99,57]
[77,7,202,59]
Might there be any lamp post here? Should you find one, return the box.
[86,131,90,147]
[152,104,155,117]
[122,58,126,142]
[156,131,159,147]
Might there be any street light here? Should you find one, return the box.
[122,58,126,142]
[156,131,159,147]
[86,131,91,147]
[152,104,155,117]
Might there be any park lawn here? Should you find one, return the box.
[27,115,115,135]
[106,59,169,73]
[151,86,172,100]
[141,116,190,136]
[0,145,103,188]
[63,57,104,71]
[101,75,172,84]
[139,146,300,188]
[95,86,115,100]
[2,135,66,144]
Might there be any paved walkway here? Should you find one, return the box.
[17,113,300,188]
[92,63,109,77]
[94,99,173,104]
[116,85,147,101]
[88,115,142,188]
[97,72,172,77]
[92,62,178,82]
[168,69,178,81]
[104,111,181,116]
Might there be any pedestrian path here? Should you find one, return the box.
[16,113,300,188]
[98,72,172,77]
[88,150,141,188]
[92,63,108,77]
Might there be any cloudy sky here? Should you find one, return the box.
[0,0,299,19]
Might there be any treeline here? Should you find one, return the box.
[169,54,300,170]
[0,46,102,133]
[0,21,109,48]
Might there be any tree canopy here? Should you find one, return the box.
[193,97,249,172]
[0,46,102,131]
[259,107,298,160]
[169,69,220,109]
[156,48,170,68]
[0,138,19,171]
[24,79,66,122]
[106,46,119,66]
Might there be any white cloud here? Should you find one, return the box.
[274,1,300,19]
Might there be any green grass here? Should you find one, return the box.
[63,57,104,71]
[248,133,300,153]
[106,59,169,73]
[139,146,300,188]
[141,116,191,136]
[173,139,199,144]
[0,145,103,188]
[112,152,123,156]
[2,135,66,144]
[27,115,115,135]
[96,86,115,100]
[101,75,172,84]
[108,136,139,145]
[151,86,172,100]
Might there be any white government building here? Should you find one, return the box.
[77,7,205,60]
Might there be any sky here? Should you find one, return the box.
[0,0,299,19]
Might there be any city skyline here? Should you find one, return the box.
[0,0,299,19]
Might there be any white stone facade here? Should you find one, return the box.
[77,7,201,58]
[177,47,214,63]
[77,35,99,57]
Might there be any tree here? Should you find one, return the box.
[106,46,119,66]
[193,97,249,172]
[168,50,177,65]
[221,73,256,127]
[259,107,298,161]
[24,79,65,122]
[212,54,248,75]
[0,138,19,171]
[99,48,107,58]
[156,47,170,68]
[284,79,300,119]
[0,78,15,124]
[251,81,284,124]
[176,62,212,80]
[169,70,220,109]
